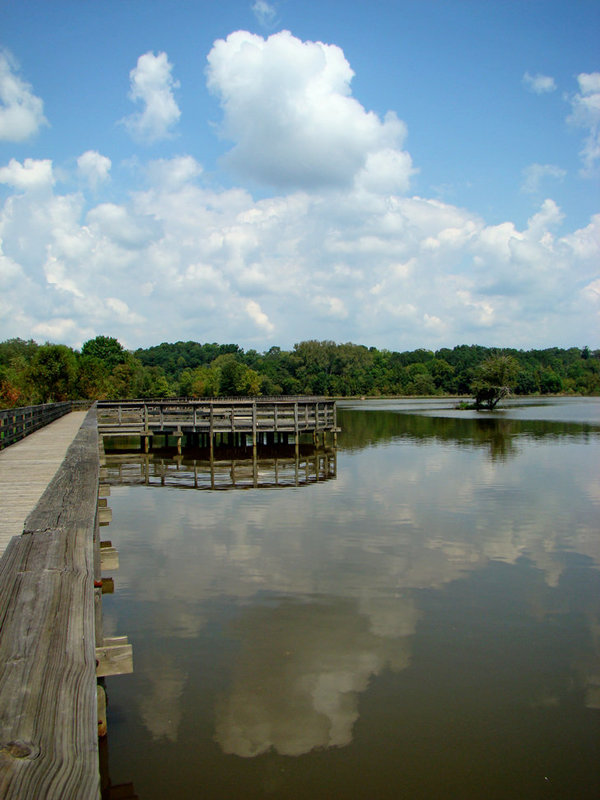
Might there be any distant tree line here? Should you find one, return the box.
[0,335,598,409]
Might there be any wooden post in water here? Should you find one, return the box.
[294,402,299,456]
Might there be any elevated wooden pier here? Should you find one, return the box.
[97,397,338,451]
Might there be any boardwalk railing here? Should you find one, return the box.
[0,403,72,450]
[0,406,100,798]
[97,397,338,440]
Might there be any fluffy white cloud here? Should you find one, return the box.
[521,163,566,194]
[0,50,47,141]
[0,33,597,351]
[77,150,111,189]
[206,30,413,190]
[252,0,276,27]
[144,155,202,189]
[568,72,600,175]
[122,51,181,143]
[1,155,596,351]
[0,157,54,191]
[31,318,79,341]
[522,71,556,94]
[245,299,274,333]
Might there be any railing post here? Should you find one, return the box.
[333,401,337,444]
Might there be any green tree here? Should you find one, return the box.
[471,354,520,410]
[190,364,222,397]
[539,368,562,394]
[515,368,538,395]
[427,358,455,393]
[106,357,145,399]
[77,355,110,399]
[213,354,262,396]
[29,344,78,402]
[81,336,126,370]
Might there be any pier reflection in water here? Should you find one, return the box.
[101,398,600,800]
[103,445,337,491]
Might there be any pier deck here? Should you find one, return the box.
[0,411,87,556]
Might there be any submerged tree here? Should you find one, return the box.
[471,354,520,410]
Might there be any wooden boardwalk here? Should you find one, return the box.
[0,411,87,556]
[0,408,101,798]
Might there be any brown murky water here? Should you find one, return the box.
[100,397,600,799]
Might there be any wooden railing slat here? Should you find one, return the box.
[0,403,72,450]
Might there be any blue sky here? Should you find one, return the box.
[0,0,598,351]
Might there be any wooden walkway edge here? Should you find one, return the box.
[0,411,88,556]
[0,407,100,799]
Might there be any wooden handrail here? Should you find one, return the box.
[0,403,72,450]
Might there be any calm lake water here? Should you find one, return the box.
[101,397,600,799]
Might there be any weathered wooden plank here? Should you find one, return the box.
[100,547,119,571]
[0,530,98,798]
[98,508,112,525]
[0,412,89,555]
[95,641,133,678]
[0,407,100,799]
[24,413,99,535]
[97,686,107,738]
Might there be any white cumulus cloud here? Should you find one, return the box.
[0,157,54,191]
[77,150,111,189]
[123,51,181,143]
[145,155,203,190]
[245,299,274,333]
[522,71,556,94]
[0,50,47,141]
[252,0,277,27]
[568,72,600,176]
[206,30,413,191]
[521,163,566,194]
[0,162,598,351]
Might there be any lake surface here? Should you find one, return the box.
[101,397,600,799]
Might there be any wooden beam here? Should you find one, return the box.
[100,547,119,571]
[98,507,112,525]
[0,408,100,798]
[95,638,133,678]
